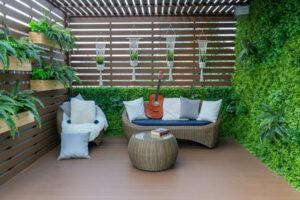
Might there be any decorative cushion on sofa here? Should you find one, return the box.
[123,97,147,122]
[71,98,96,124]
[197,100,222,123]
[162,98,181,120]
[60,94,84,117]
[58,132,91,160]
[132,119,211,126]
[179,97,200,120]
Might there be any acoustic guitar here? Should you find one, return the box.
[145,71,164,119]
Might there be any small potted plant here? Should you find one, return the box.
[96,55,105,71]
[130,51,138,67]
[0,81,44,137]
[166,50,174,68]
[29,15,75,51]
[0,26,42,71]
[31,62,81,92]
[199,54,208,69]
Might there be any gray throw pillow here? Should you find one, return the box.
[58,132,90,160]
[60,94,84,117]
[180,97,200,120]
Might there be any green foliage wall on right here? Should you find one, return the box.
[230,0,300,190]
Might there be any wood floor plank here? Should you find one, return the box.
[0,137,299,200]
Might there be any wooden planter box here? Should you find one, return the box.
[29,32,59,49]
[0,111,35,135]
[0,57,32,71]
[30,80,65,92]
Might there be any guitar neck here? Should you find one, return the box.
[154,79,161,101]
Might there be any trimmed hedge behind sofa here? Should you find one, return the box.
[72,87,234,137]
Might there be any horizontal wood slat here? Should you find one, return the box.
[0,0,67,186]
[70,16,236,87]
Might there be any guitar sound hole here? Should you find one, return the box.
[153,101,160,106]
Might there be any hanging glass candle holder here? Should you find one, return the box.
[95,43,106,86]
[197,39,208,82]
[166,36,176,81]
[128,38,141,81]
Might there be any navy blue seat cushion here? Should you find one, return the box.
[132,119,211,126]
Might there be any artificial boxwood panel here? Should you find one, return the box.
[73,86,233,137]
[231,0,300,191]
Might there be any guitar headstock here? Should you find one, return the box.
[158,70,164,80]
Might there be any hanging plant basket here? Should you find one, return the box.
[0,111,34,135]
[128,38,142,81]
[0,57,31,71]
[30,80,65,92]
[165,36,176,81]
[29,32,60,49]
[197,39,208,82]
[95,43,106,86]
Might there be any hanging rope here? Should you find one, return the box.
[95,32,107,86]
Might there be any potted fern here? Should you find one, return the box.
[0,26,41,71]
[0,81,44,137]
[29,15,75,51]
[31,63,81,92]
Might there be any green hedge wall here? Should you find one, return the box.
[73,87,234,137]
[231,0,300,190]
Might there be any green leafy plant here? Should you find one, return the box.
[259,104,288,143]
[29,15,76,51]
[32,63,81,87]
[237,39,257,64]
[0,93,19,136]
[167,51,174,61]
[130,51,138,61]
[0,27,17,70]
[96,55,105,65]
[199,53,208,62]
[0,81,44,137]
[9,37,42,64]
[0,26,42,71]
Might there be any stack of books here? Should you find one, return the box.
[150,128,169,137]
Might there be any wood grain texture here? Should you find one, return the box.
[30,80,65,92]
[0,137,299,200]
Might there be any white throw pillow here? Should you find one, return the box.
[123,98,147,122]
[71,98,96,124]
[162,98,181,120]
[58,132,90,160]
[197,100,222,123]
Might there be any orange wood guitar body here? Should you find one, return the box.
[145,94,164,119]
[145,71,164,119]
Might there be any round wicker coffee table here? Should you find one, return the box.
[128,132,178,172]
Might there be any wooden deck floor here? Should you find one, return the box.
[0,137,299,200]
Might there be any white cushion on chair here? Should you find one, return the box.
[123,97,147,122]
[197,100,222,123]
[71,98,96,124]
[162,98,181,120]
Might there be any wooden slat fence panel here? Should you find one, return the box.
[69,16,236,87]
[0,0,66,185]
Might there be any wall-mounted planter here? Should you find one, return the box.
[0,57,32,71]
[0,111,34,135]
[29,32,59,49]
[30,80,65,92]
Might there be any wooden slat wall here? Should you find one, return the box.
[70,16,236,87]
[0,0,67,185]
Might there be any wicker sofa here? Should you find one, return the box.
[122,109,220,148]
